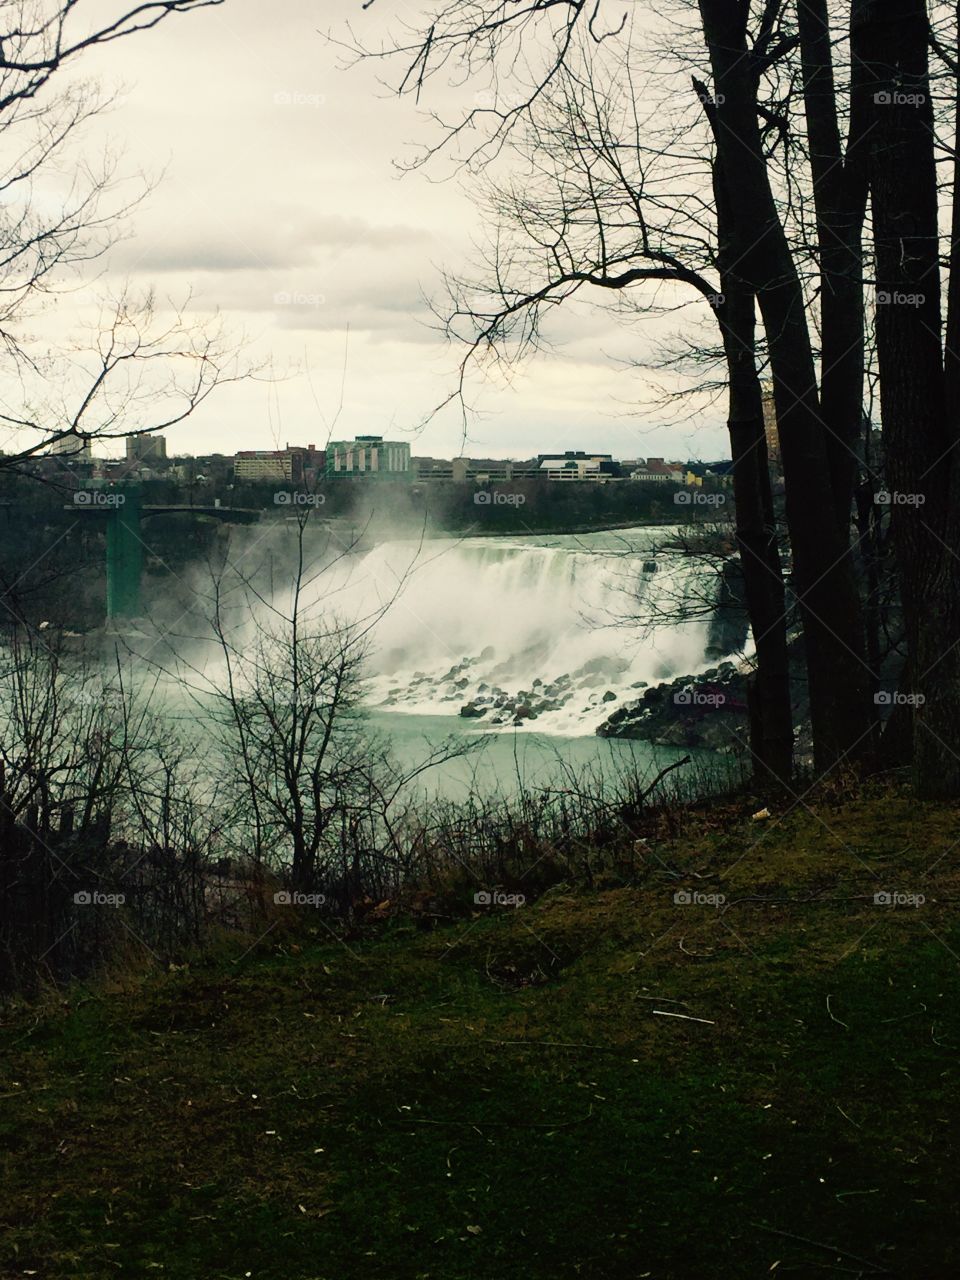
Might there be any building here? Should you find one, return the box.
[326,435,410,477]
[686,460,735,486]
[47,434,93,464]
[536,451,620,481]
[234,443,323,484]
[629,458,684,483]
[125,432,168,463]
[413,456,542,483]
[234,450,295,483]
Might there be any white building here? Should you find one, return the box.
[327,435,410,476]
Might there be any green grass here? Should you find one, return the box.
[3,785,960,1278]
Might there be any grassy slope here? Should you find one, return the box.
[2,787,959,1280]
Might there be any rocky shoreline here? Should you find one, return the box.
[378,650,753,748]
[453,655,639,727]
[594,662,750,753]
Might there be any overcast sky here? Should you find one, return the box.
[60,0,728,461]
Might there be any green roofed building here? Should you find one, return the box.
[325,435,410,477]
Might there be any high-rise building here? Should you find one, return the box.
[48,435,93,464]
[125,432,168,463]
[233,443,323,484]
[326,435,410,476]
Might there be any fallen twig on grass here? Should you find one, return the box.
[750,1223,892,1274]
[678,938,715,957]
[632,994,693,1009]
[481,1037,616,1051]
[826,995,848,1028]
[390,1105,595,1130]
[651,1009,715,1025]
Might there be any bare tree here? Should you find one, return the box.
[0,1,234,465]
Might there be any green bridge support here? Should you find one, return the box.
[105,487,143,620]
[69,485,260,624]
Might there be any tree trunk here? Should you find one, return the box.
[698,0,875,774]
[855,0,960,797]
[797,0,870,536]
[709,146,793,784]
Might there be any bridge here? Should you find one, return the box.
[68,485,261,620]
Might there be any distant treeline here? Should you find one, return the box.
[228,475,719,534]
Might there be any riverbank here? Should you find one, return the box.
[3,784,958,1279]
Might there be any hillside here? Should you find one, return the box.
[2,787,959,1279]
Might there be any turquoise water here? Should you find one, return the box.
[367,710,737,802]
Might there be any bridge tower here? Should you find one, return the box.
[105,484,143,620]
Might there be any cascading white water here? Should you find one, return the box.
[298,526,725,736]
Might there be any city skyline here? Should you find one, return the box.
[30,0,730,464]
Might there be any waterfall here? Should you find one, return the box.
[297,527,730,735]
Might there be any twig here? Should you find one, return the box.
[480,1037,616,1051]
[639,754,691,802]
[391,1106,595,1130]
[880,1003,926,1024]
[835,1104,861,1129]
[651,1009,715,1025]
[678,938,715,957]
[750,1223,892,1274]
[826,995,848,1029]
[633,994,693,1009]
